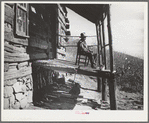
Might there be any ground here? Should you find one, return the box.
[25,71,143,110]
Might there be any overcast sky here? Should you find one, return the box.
[66,2,146,59]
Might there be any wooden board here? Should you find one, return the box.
[4,32,28,46]
[58,9,66,28]
[58,4,66,16]
[58,18,66,33]
[5,4,14,18]
[29,20,48,38]
[29,53,47,60]
[27,47,46,54]
[12,38,28,46]
[5,15,13,25]
[29,36,48,49]
[4,49,30,62]
[4,42,26,53]
[4,66,32,80]
[4,23,12,32]
[4,51,29,57]
[4,31,13,42]
[4,57,29,62]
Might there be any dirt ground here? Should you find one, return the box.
[26,72,143,110]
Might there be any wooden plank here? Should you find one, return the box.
[5,15,13,25]
[27,47,46,54]
[5,4,14,18]
[107,5,116,110]
[4,51,30,62]
[4,51,29,57]
[18,62,29,69]
[4,31,13,42]
[4,66,32,80]
[58,9,66,27]
[4,42,26,53]
[102,78,107,101]
[12,38,28,46]
[4,31,28,46]
[29,20,48,38]
[34,59,114,78]
[58,17,66,32]
[29,36,48,49]
[30,53,47,60]
[4,23,12,32]
[57,4,66,16]
[4,57,29,62]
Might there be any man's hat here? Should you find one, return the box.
[80,33,86,38]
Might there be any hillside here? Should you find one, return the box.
[65,44,144,94]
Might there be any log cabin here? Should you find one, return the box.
[3,3,116,110]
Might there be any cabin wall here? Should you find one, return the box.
[57,4,70,60]
[4,3,33,109]
[4,3,70,109]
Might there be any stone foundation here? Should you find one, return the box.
[4,74,33,109]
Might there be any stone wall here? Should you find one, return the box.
[4,74,33,109]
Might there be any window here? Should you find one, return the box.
[15,3,29,37]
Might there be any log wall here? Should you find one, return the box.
[4,3,69,109]
[4,3,33,109]
[57,4,70,60]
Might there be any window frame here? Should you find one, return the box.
[15,3,29,38]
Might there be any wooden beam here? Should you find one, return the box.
[95,21,100,67]
[96,21,102,92]
[4,43,26,53]
[30,53,48,60]
[102,78,107,101]
[107,5,117,110]
[102,14,106,68]
[99,20,104,65]
[4,66,32,80]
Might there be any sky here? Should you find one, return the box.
[66,2,146,59]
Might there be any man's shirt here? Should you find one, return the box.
[79,40,90,53]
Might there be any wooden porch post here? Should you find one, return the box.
[101,13,107,101]
[102,13,106,69]
[107,5,117,110]
[96,20,102,92]
[95,20,100,67]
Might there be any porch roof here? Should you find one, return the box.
[62,4,109,23]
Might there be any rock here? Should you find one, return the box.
[9,94,15,108]
[4,98,9,109]
[4,86,14,98]
[15,93,25,101]
[13,82,23,93]
[4,79,17,86]
[12,101,20,109]
[4,63,9,72]
[20,96,28,109]
[69,83,80,96]
[26,82,32,91]
[13,82,27,93]
[27,91,33,103]
[21,84,27,92]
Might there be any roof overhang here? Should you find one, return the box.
[62,4,109,24]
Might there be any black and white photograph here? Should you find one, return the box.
[1,1,148,122]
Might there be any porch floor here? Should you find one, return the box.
[25,59,110,110]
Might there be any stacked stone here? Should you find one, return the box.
[4,75,33,109]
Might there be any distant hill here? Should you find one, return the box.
[112,51,143,93]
